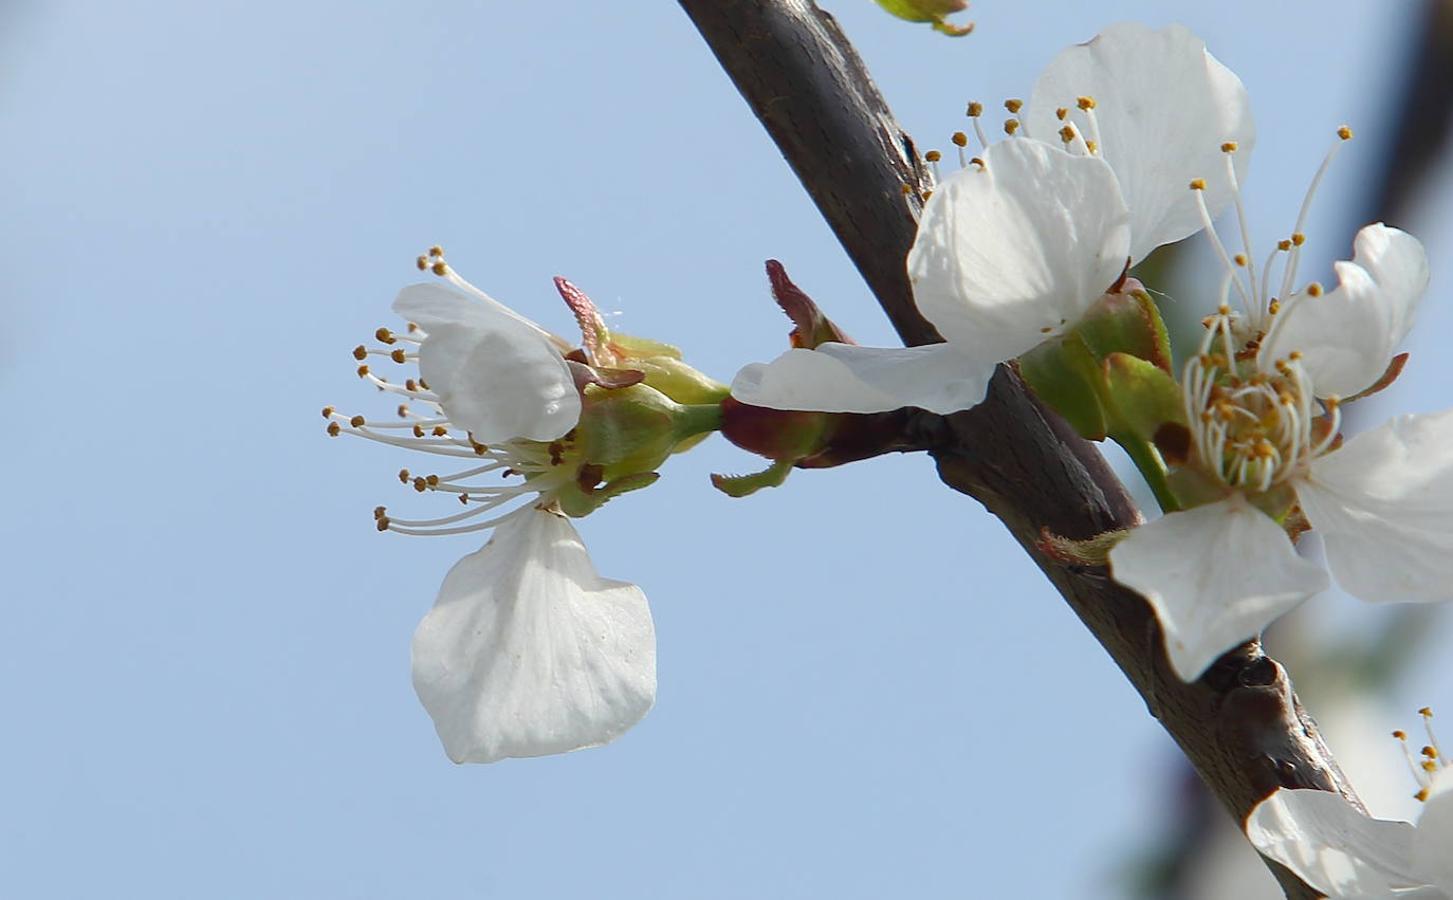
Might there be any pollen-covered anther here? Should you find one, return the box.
[321,406,335,419]
[327,422,341,436]
[1085,140,1098,155]
[951,131,968,147]
[1076,95,1096,110]
[1004,119,1021,135]
[1004,98,1023,113]
[1058,125,1076,144]
[352,345,367,361]
[398,468,411,483]
[1055,107,1068,121]
[349,415,366,428]
[1291,232,1306,247]
[1337,125,1353,141]
[1189,178,1208,191]
[966,101,983,117]
[1234,253,1248,267]
[1306,282,1324,297]
[390,349,408,363]
[375,327,396,344]
[1221,141,1239,153]
[925,149,942,162]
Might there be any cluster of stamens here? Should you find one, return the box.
[1394,708,1448,802]
[1182,308,1339,492]
[323,247,573,536]
[909,96,1040,201]
[1188,127,1353,340]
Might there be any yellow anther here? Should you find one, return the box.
[1424,746,1440,759]
[1424,760,1439,773]
[1268,300,1281,315]
[429,244,444,257]
[1421,707,1434,717]
[404,378,418,392]
[398,469,410,483]
[418,378,430,390]
[375,327,395,344]
[1288,350,1304,361]
[1055,107,1069,121]
[1221,141,1239,153]
[1395,730,1409,740]
[1085,140,1098,155]
[374,506,387,519]
[1189,178,1207,191]
[1004,98,1023,113]
[1417,787,1431,802]
[389,348,406,363]
[413,424,425,438]
[970,157,985,168]
[426,474,440,486]
[431,261,449,276]
[1004,119,1021,135]
[1059,125,1076,144]
[925,149,942,162]
[951,131,968,147]
[432,426,448,437]
[921,189,934,201]
[1217,303,1232,315]
[1306,283,1324,297]
[326,422,341,436]
[321,406,335,418]
[352,345,367,361]
[415,256,428,271]
[966,101,984,117]
[406,322,419,333]
[349,415,365,428]
[1234,253,1248,266]
[1076,96,1096,110]
[413,477,427,493]
[1337,125,1353,141]
[1277,239,1292,251]
[1291,233,1306,247]
[901,184,914,196]
[375,515,391,532]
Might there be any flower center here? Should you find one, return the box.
[1394,707,1449,803]
[1183,309,1340,492]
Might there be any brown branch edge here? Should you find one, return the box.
[678,2,1358,896]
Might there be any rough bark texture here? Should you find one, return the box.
[678,2,1360,896]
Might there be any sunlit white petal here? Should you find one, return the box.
[1247,788,1432,898]
[394,284,580,444]
[908,137,1130,362]
[1412,773,1453,892]
[1026,22,1254,262]
[1261,224,1429,398]
[1108,495,1328,681]
[1298,409,1453,604]
[729,341,991,414]
[411,506,656,764]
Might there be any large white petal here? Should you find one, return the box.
[1299,409,1453,605]
[1108,495,1328,681]
[411,506,656,764]
[1412,772,1453,893]
[1260,225,1429,398]
[1247,788,1433,898]
[1026,22,1254,262]
[907,138,1130,364]
[729,341,991,415]
[413,321,579,446]
[394,281,554,338]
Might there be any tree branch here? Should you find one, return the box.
[678,2,1356,895]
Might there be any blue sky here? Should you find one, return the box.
[2,1,1449,897]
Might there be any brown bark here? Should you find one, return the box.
[677,2,1360,896]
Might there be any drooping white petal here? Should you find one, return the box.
[1026,22,1254,262]
[1247,788,1433,898]
[1412,772,1453,892]
[411,506,656,764]
[395,284,580,443]
[1299,409,1453,604]
[729,341,991,414]
[1260,224,1429,398]
[1108,495,1328,681]
[907,137,1130,364]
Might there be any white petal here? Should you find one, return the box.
[1247,788,1431,898]
[411,507,656,764]
[1299,409,1453,604]
[729,341,991,414]
[907,138,1130,364]
[1412,772,1453,892]
[394,281,555,338]
[1108,495,1328,681]
[1027,22,1254,262]
[1260,225,1429,398]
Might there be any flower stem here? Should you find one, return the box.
[1114,434,1181,513]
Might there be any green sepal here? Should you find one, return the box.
[1100,352,1186,444]
[710,458,794,498]
[1017,333,1108,441]
[1075,289,1173,375]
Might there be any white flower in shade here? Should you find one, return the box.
[731,22,1251,416]
[1109,176,1444,680]
[1246,710,1453,898]
[326,248,655,763]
